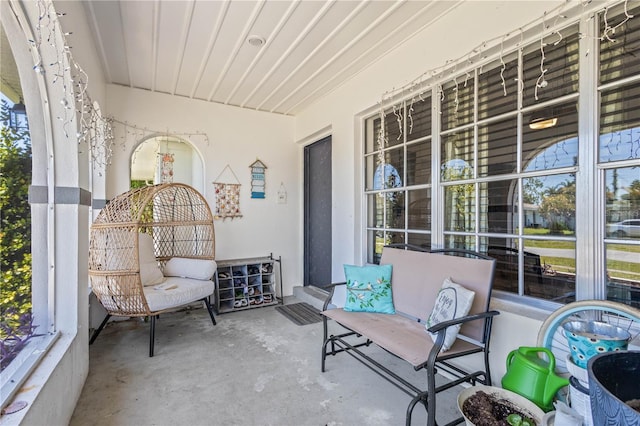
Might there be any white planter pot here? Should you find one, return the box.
[457,385,545,426]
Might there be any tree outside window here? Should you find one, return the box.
[0,98,34,371]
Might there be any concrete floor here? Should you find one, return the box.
[70,297,464,426]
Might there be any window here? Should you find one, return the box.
[365,96,432,263]
[1,15,58,408]
[600,4,640,308]
[0,94,33,371]
[364,6,640,307]
[0,21,39,404]
[439,25,579,302]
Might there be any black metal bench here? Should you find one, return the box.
[321,245,499,426]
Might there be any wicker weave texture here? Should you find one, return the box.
[89,183,215,317]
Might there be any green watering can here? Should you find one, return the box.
[501,346,570,412]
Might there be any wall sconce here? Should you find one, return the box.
[9,100,27,131]
[529,108,558,130]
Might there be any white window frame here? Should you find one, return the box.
[362,2,640,311]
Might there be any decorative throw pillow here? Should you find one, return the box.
[426,277,475,351]
[343,264,394,314]
[164,257,217,280]
[138,233,165,287]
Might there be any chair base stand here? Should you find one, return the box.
[89,297,216,357]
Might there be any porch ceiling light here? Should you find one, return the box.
[529,108,558,130]
[247,35,265,47]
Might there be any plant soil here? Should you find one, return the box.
[627,399,640,414]
[462,390,538,426]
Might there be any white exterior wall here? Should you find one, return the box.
[294,1,563,382]
[4,1,598,423]
[105,85,299,296]
[1,0,108,424]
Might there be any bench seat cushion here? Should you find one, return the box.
[143,277,214,312]
[323,308,481,367]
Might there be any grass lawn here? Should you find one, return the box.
[523,228,640,254]
[540,256,639,280]
[522,228,639,279]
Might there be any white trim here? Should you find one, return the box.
[362,1,640,306]
[296,125,331,147]
[0,332,59,410]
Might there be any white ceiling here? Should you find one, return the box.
[0,25,22,103]
[83,0,464,116]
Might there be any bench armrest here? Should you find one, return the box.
[426,310,500,334]
[321,282,346,311]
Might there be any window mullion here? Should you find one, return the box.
[432,86,443,249]
[403,101,408,242]
[517,46,525,296]
[576,12,602,300]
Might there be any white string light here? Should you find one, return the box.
[27,0,115,166]
[499,35,507,96]
[534,12,550,101]
[109,118,210,151]
[408,96,415,135]
[376,98,388,174]
[393,103,403,141]
[452,76,459,118]
[378,0,629,111]
[602,0,634,41]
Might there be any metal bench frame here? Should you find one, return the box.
[321,245,499,426]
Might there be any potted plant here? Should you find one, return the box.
[458,385,545,426]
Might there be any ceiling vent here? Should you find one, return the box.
[247,35,265,47]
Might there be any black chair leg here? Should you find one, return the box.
[149,315,156,357]
[202,297,217,326]
[89,314,111,344]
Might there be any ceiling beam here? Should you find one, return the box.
[284,0,463,115]
[206,0,266,102]
[239,0,335,109]
[188,0,230,99]
[257,0,372,112]
[224,0,300,105]
[171,0,195,95]
[151,0,160,91]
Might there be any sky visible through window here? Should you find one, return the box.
[525,136,638,195]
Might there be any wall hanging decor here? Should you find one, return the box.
[277,182,287,204]
[158,152,175,183]
[213,165,243,220]
[249,159,267,199]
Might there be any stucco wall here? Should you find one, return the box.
[293,0,564,382]
[105,85,299,296]
[3,1,613,424]
[0,0,107,424]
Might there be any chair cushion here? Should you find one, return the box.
[426,277,475,351]
[143,277,214,312]
[322,308,481,367]
[163,257,217,280]
[139,233,165,286]
[343,264,394,314]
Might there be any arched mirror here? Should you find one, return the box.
[130,135,204,193]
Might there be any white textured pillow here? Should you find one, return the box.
[138,233,165,286]
[426,277,475,351]
[163,257,217,281]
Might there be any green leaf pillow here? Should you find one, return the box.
[343,264,394,314]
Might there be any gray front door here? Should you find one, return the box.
[304,136,332,287]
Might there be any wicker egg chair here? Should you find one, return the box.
[89,183,217,356]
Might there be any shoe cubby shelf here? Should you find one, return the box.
[214,256,279,313]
